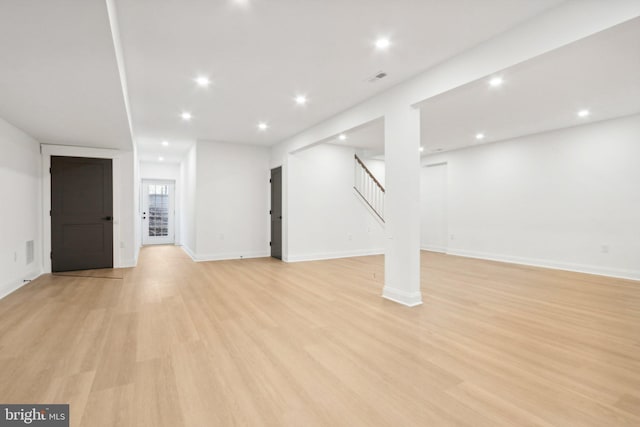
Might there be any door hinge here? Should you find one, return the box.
[49,167,52,174]
[50,252,52,259]
[269,178,272,183]
[49,210,52,216]
[269,241,272,246]
[269,210,272,215]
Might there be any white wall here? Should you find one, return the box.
[140,161,180,181]
[421,163,447,252]
[133,147,141,263]
[181,145,197,256]
[0,118,42,298]
[119,150,136,266]
[421,114,640,280]
[193,141,270,261]
[287,144,385,261]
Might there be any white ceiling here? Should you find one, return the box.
[326,118,384,155]
[341,17,640,158]
[0,0,133,150]
[114,0,563,161]
[11,0,634,163]
[419,17,640,154]
[136,136,193,164]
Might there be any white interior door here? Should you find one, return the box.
[142,180,175,245]
[420,163,448,252]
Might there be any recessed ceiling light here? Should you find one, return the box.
[295,95,307,105]
[161,140,169,146]
[476,133,485,140]
[577,109,590,118]
[375,37,391,50]
[489,76,503,87]
[158,156,164,162]
[338,134,347,141]
[419,146,424,152]
[258,122,269,131]
[195,76,211,87]
[181,112,192,121]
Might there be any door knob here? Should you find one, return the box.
[103,216,113,221]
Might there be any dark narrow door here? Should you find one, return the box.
[270,167,282,259]
[51,156,113,272]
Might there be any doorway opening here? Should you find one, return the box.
[142,180,175,245]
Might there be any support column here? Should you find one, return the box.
[382,104,422,306]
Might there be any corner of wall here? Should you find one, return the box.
[0,269,43,301]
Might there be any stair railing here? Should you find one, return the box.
[354,154,385,222]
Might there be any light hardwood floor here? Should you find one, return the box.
[0,246,639,426]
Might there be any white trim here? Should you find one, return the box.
[286,248,384,263]
[180,245,197,261]
[446,248,640,282]
[0,269,42,300]
[133,246,140,266]
[423,161,448,168]
[382,286,423,307]
[421,245,447,253]
[180,246,269,262]
[119,259,137,269]
[193,252,270,262]
[41,145,123,273]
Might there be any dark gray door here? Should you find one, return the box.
[51,156,113,272]
[270,167,282,259]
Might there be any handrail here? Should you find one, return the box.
[354,154,385,193]
[353,187,385,223]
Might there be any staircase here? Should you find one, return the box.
[353,154,385,222]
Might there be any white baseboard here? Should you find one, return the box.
[286,248,384,263]
[119,258,138,268]
[382,286,423,307]
[180,246,269,262]
[181,245,197,261]
[193,252,270,262]
[0,269,42,300]
[421,245,447,253]
[446,248,640,282]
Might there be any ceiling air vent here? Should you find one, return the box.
[366,71,387,83]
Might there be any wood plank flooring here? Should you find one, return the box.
[0,246,639,426]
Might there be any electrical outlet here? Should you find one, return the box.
[348,233,353,241]
[14,252,17,262]
[601,244,609,254]
[120,241,125,248]
[219,233,225,240]
[450,234,455,241]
